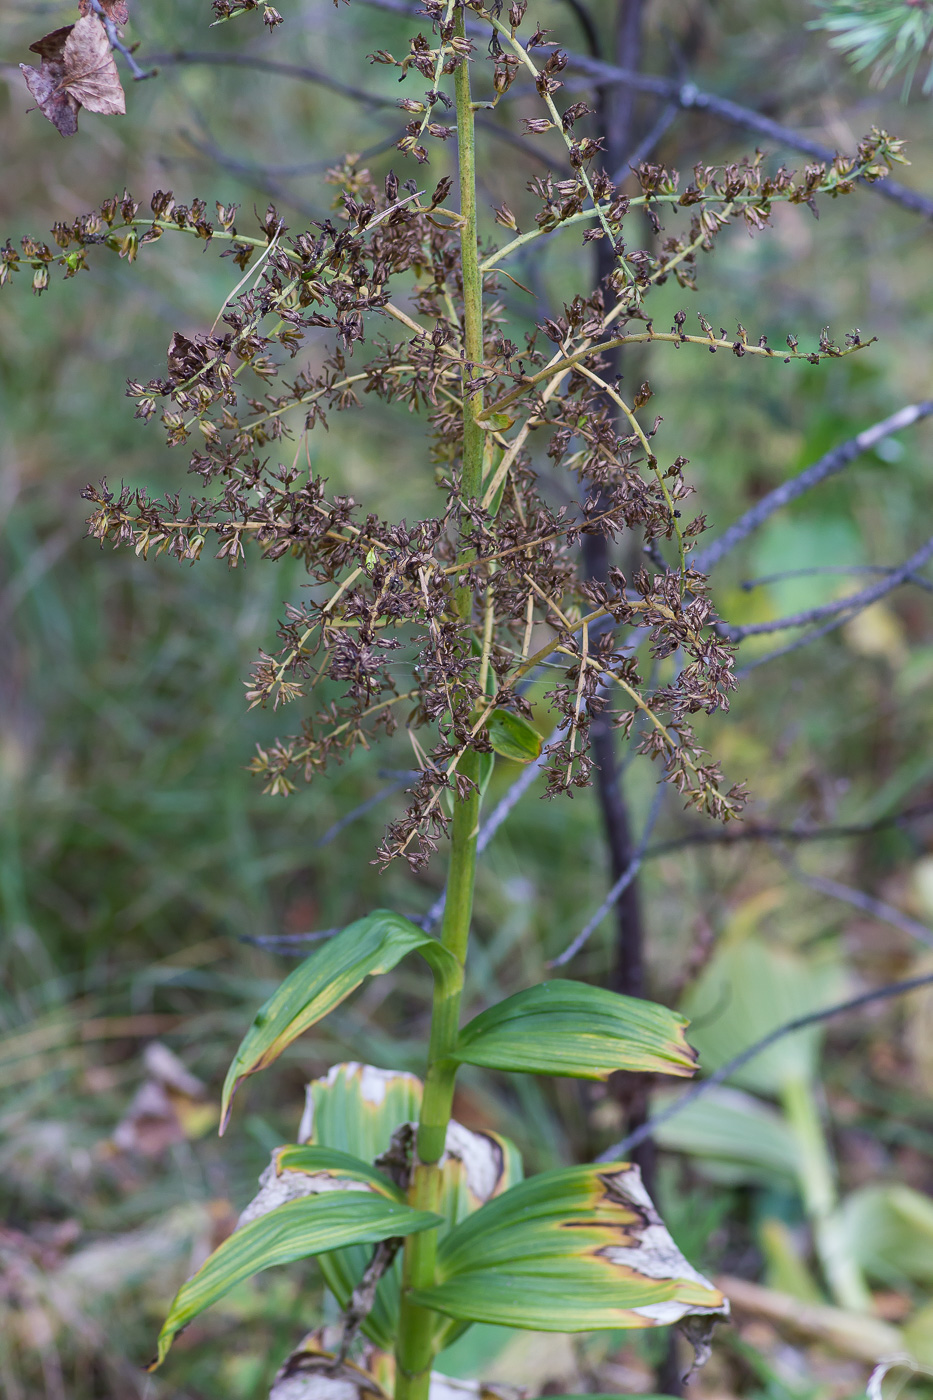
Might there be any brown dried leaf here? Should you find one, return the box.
[21,26,79,137]
[59,15,126,116]
[21,15,125,136]
[78,0,131,23]
[28,26,74,61]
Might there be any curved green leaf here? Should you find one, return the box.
[411,1163,727,1332]
[485,708,543,764]
[451,981,697,1080]
[153,1194,442,1368]
[272,1145,405,1201]
[680,935,844,1095]
[221,912,456,1130]
[651,1084,799,1184]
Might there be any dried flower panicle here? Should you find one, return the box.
[4,0,906,868]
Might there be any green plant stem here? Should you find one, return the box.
[455,25,485,507]
[394,19,484,1400]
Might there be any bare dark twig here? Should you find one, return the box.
[315,775,416,849]
[777,856,933,950]
[741,564,933,594]
[734,611,863,676]
[693,402,933,574]
[598,971,933,1161]
[645,799,933,857]
[557,0,602,59]
[239,928,338,952]
[151,48,400,108]
[720,534,933,641]
[87,0,155,81]
[549,783,665,968]
[334,1238,403,1364]
[362,0,933,219]
[612,102,680,184]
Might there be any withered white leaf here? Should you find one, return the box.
[59,15,126,116]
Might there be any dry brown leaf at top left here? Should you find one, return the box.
[20,14,125,137]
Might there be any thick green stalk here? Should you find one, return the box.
[394,17,484,1400]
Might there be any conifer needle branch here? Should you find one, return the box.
[599,971,933,1161]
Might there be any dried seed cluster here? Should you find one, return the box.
[4,0,905,868]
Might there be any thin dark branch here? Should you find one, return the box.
[604,0,647,177]
[549,783,665,968]
[240,928,338,952]
[731,538,933,673]
[570,62,933,218]
[361,0,933,219]
[315,775,414,849]
[720,534,933,641]
[733,610,860,676]
[182,124,405,180]
[645,798,933,857]
[244,793,933,953]
[475,112,570,171]
[88,0,156,81]
[598,971,933,1161]
[693,402,933,574]
[334,1238,403,1363]
[557,0,602,59]
[164,51,560,173]
[612,101,680,184]
[151,49,399,109]
[778,855,933,950]
[741,564,933,594]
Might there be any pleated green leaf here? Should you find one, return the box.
[485,708,543,764]
[451,981,698,1080]
[411,1163,727,1332]
[271,1144,406,1201]
[220,911,457,1130]
[152,1193,442,1368]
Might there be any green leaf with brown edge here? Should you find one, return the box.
[450,980,698,1080]
[411,1162,728,1332]
[485,708,543,764]
[271,1145,406,1201]
[152,1194,442,1369]
[220,911,458,1131]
